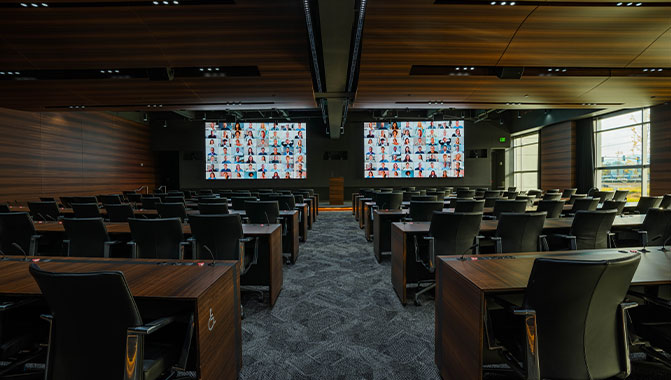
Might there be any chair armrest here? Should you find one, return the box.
[29,235,41,256]
[538,235,549,251]
[127,241,137,258]
[40,314,53,322]
[554,234,577,250]
[413,235,435,272]
[103,240,121,259]
[63,239,71,256]
[239,237,259,274]
[491,236,502,253]
[0,297,39,312]
[607,232,617,248]
[128,316,178,335]
[475,235,484,254]
[178,241,191,260]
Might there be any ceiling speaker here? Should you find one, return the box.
[148,68,175,81]
[495,67,524,79]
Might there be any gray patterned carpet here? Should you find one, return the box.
[238,211,670,380]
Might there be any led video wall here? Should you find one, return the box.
[363,120,464,178]
[205,122,306,179]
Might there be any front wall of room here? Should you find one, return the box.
[151,118,510,196]
[0,108,155,203]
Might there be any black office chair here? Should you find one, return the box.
[413,211,482,305]
[244,201,281,224]
[277,189,293,195]
[97,194,122,205]
[374,192,403,210]
[198,203,229,215]
[486,254,641,380]
[592,190,615,203]
[613,190,629,202]
[483,197,502,208]
[560,188,577,199]
[634,196,663,214]
[488,200,528,220]
[140,197,162,210]
[0,204,10,213]
[587,187,599,197]
[128,218,188,259]
[567,193,587,205]
[541,193,562,201]
[188,214,258,274]
[105,204,136,222]
[403,191,421,202]
[536,200,565,218]
[484,190,502,199]
[601,200,627,215]
[406,201,444,222]
[619,208,671,248]
[273,195,296,211]
[555,209,617,250]
[0,212,40,256]
[71,203,101,218]
[565,197,599,216]
[457,189,476,199]
[410,195,437,202]
[198,197,228,204]
[627,291,671,369]
[258,193,280,201]
[294,194,304,204]
[62,218,119,258]
[59,196,77,208]
[503,191,518,200]
[527,189,542,198]
[426,191,445,202]
[73,196,98,204]
[198,189,214,195]
[514,195,534,208]
[29,264,190,380]
[164,196,185,204]
[156,203,188,222]
[27,201,60,221]
[454,199,485,213]
[126,193,142,204]
[231,196,257,211]
[490,212,548,253]
[545,189,560,194]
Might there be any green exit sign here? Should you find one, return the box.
[499,137,506,143]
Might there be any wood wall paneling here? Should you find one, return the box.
[0,108,155,202]
[540,121,576,190]
[650,103,671,195]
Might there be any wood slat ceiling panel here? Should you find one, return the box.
[628,28,671,67]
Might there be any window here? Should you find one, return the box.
[512,132,539,191]
[594,109,650,200]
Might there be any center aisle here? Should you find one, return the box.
[240,211,439,379]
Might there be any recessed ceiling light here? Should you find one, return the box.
[616,2,623,5]
[490,1,496,4]
[510,2,515,5]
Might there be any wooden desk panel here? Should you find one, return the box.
[0,257,241,380]
[358,198,371,228]
[353,194,360,217]
[435,248,671,380]
[296,203,309,242]
[33,222,283,306]
[229,210,299,263]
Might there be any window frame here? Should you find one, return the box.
[512,131,540,191]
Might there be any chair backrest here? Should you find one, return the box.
[507,187,517,192]
[641,208,671,245]
[514,195,534,207]
[71,203,100,218]
[483,197,500,208]
[542,193,562,201]
[408,201,444,222]
[592,191,615,203]
[523,254,641,380]
[60,196,77,208]
[492,200,528,219]
[495,212,547,253]
[257,188,274,193]
[0,204,9,213]
[244,201,280,224]
[561,188,577,199]
[601,200,626,215]
[198,203,229,215]
[231,196,257,210]
[140,197,162,210]
[29,264,143,380]
[294,194,305,204]
[545,189,560,194]
[126,193,142,203]
[456,189,476,199]
[587,187,598,197]
[635,196,663,214]
[72,196,98,204]
[659,194,671,209]
[411,195,437,202]
[454,199,485,213]
[426,191,446,201]
[536,200,565,218]
[570,197,599,212]
[570,210,617,249]
[258,193,280,201]
[62,218,110,257]
[402,191,421,202]
[527,189,543,198]
[27,201,60,221]
[613,190,629,202]
[375,192,403,210]
[274,195,296,211]
[0,212,37,255]
[484,190,502,199]
[104,204,135,222]
[164,196,185,204]
[429,212,483,255]
[276,189,293,195]
[567,193,587,205]
[128,218,184,259]
[199,189,214,194]
[198,197,228,204]
[503,191,518,200]
[156,203,188,221]
[97,195,122,205]
[189,214,244,260]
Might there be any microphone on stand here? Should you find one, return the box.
[660,235,671,252]
[202,245,216,267]
[11,243,29,262]
[458,242,480,261]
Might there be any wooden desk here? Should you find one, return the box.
[0,256,242,380]
[358,197,371,228]
[390,215,647,304]
[303,198,314,229]
[435,248,671,380]
[373,210,407,262]
[353,194,361,217]
[295,203,309,242]
[34,222,284,306]
[229,210,300,263]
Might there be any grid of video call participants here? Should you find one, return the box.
[205,122,307,180]
[363,120,464,178]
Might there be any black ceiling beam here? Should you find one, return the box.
[2,0,234,9]
[410,65,670,78]
[434,1,671,7]
[0,66,260,81]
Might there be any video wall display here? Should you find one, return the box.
[205,122,307,180]
[363,120,464,178]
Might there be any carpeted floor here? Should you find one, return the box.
[238,211,670,380]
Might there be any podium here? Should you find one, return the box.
[329,177,344,205]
